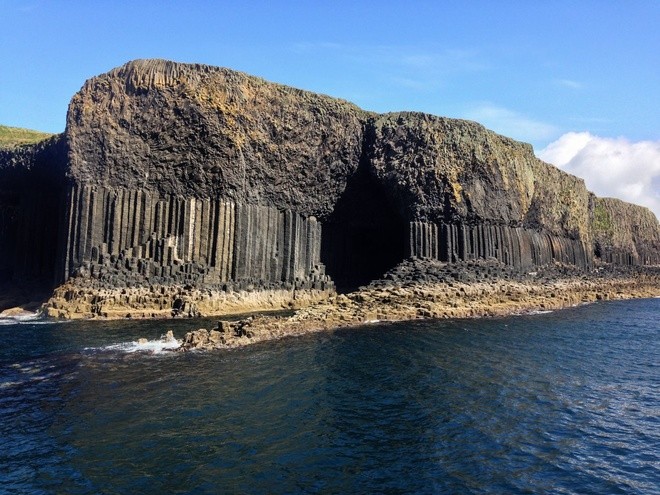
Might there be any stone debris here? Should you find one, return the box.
[179,319,256,351]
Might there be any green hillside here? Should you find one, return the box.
[0,125,53,147]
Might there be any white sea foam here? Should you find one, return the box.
[0,311,41,325]
[0,311,70,326]
[89,335,181,354]
[512,309,554,316]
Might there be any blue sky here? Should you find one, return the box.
[1,1,659,215]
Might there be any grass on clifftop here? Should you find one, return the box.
[0,125,53,148]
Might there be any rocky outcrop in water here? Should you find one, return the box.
[0,59,658,315]
[178,260,660,350]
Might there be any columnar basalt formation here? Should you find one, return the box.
[408,222,590,269]
[368,112,594,270]
[0,59,658,315]
[591,196,660,265]
[60,185,328,290]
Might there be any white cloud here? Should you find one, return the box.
[290,42,486,85]
[390,77,436,91]
[538,132,660,218]
[465,104,559,144]
[555,79,583,89]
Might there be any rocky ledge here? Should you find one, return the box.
[175,259,660,351]
[44,283,333,320]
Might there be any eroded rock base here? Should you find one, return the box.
[177,259,660,351]
[45,284,334,320]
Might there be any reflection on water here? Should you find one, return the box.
[1,299,658,494]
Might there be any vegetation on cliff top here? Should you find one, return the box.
[593,201,614,234]
[0,125,53,148]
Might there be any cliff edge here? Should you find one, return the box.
[0,59,658,316]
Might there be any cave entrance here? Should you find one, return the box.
[321,165,407,293]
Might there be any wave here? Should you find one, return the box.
[512,309,554,316]
[86,334,181,355]
[0,311,71,326]
[0,359,77,390]
[0,311,42,326]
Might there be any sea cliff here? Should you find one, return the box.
[0,59,658,320]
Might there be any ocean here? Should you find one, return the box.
[1,298,658,494]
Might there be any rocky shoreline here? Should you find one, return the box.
[43,283,334,320]
[4,259,657,351]
[174,259,660,351]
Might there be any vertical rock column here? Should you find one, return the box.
[411,220,592,270]
[58,184,325,287]
[232,203,322,285]
[408,221,439,258]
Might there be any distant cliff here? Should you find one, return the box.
[0,59,658,313]
[591,197,660,265]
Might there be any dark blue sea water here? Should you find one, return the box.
[1,299,658,494]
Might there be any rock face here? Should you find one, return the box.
[591,197,660,265]
[66,60,365,216]
[0,59,658,314]
[361,112,594,283]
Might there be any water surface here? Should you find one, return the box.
[1,299,658,494]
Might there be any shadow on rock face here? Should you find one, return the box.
[321,162,407,293]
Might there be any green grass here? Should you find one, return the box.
[593,201,613,233]
[0,125,54,148]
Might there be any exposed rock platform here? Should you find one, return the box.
[177,259,660,351]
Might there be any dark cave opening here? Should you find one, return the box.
[0,188,61,311]
[321,165,407,293]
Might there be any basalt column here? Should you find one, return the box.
[58,184,330,290]
[409,221,592,270]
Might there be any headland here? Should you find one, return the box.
[0,59,658,341]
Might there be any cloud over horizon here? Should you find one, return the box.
[538,132,660,219]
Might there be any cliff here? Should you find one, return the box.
[591,196,660,265]
[66,59,365,216]
[0,59,658,315]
